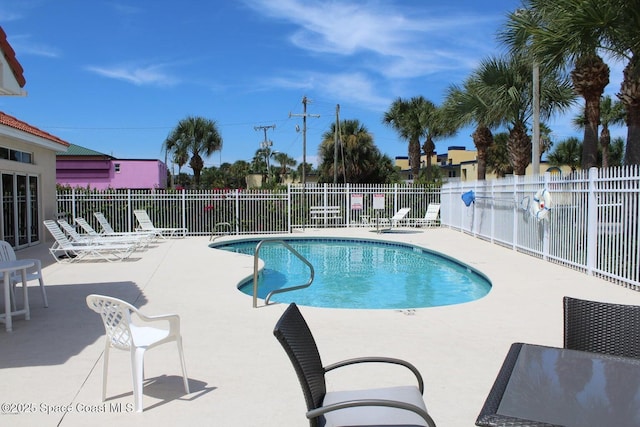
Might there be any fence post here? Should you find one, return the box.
[235,189,240,235]
[393,183,398,214]
[127,190,132,232]
[345,183,350,228]
[180,189,186,233]
[512,177,518,250]
[586,167,598,275]
[71,188,77,220]
[287,184,292,233]
[542,172,551,261]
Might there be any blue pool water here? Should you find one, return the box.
[212,238,491,309]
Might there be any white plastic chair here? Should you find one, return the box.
[0,240,48,308]
[86,294,190,412]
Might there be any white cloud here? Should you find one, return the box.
[5,34,60,58]
[243,0,501,79]
[266,71,390,111]
[85,63,179,86]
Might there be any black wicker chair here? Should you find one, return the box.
[273,303,437,427]
[563,296,640,358]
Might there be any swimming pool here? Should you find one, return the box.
[212,238,491,309]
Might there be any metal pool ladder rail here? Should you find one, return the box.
[253,240,314,308]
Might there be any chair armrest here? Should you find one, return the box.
[306,399,436,427]
[134,312,182,334]
[324,357,424,394]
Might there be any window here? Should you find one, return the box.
[114,163,121,173]
[0,146,33,164]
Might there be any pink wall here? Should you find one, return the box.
[57,159,167,189]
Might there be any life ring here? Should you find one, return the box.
[531,189,552,220]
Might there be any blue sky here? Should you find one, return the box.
[0,0,625,171]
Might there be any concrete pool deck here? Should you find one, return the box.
[2,227,640,427]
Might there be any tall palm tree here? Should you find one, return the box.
[383,96,436,180]
[421,106,457,181]
[443,71,504,180]
[164,116,223,188]
[599,0,640,164]
[471,54,575,175]
[500,1,610,169]
[573,95,626,168]
[317,119,379,183]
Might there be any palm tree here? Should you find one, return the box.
[548,137,582,172]
[383,96,436,180]
[272,152,297,182]
[608,137,625,167]
[172,149,189,180]
[421,106,457,181]
[471,54,575,175]
[500,1,610,169]
[317,119,380,183]
[164,116,223,188]
[573,95,626,168]
[486,132,514,177]
[443,71,503,180]
[597,0,640,164]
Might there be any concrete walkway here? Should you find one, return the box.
[2,227,639,427]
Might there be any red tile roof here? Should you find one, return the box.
[0,26,26,88]
[0,111,70,147]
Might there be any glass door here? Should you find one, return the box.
[2,173,15,246]
[17,174,28,246]
[29,176,39,244]
[1,173,39,247]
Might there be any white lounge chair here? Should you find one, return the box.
[74,217,152,247]
[58,219,147,249]
[43,220,136,262]
[86,294,190,412]
[0,240,48,308]
[378,207,411,230]
[411,204,440,227]
[133,209,187,239]
[94,212,157,240]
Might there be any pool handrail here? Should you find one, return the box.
[253,239,315,308]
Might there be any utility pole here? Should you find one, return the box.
[254,124,276,179]
[289,96,320,186]
[532,62,540,176]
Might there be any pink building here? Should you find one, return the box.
[56,144,168,190]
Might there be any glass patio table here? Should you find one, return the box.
[476,342,640,427]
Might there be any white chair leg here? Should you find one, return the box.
[177,338,190,394]
[132,348,146,412]
[102,344,110,402]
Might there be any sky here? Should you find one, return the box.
[0,0,627,172]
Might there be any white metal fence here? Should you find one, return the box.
[56,184,440,236]
[56,170,640,290]
[441,166,640,290]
